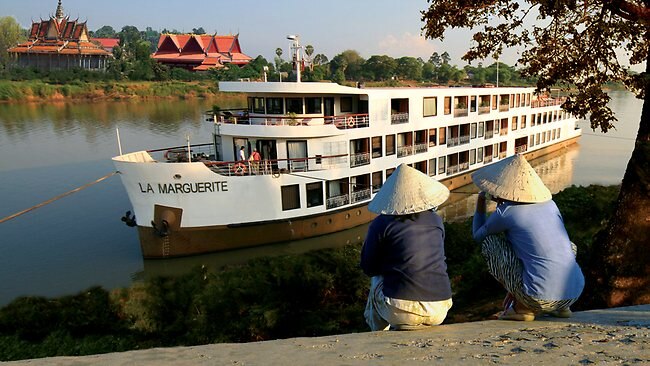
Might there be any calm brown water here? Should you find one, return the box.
[0,91,642,305]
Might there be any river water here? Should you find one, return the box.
[0,91,642,305]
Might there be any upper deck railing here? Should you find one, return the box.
[211,113,370,129]
[531,97,565,108]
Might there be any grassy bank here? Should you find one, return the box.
[0,185,620,361]
[0,80,241,103]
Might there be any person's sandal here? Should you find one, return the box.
[498,306,535,321]
[549,308,572,318]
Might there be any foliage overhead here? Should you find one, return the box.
[421,0,650,132]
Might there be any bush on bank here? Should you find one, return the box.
[0,185,620,361]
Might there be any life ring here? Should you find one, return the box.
[233,162,247,175]
[347,116,355,128]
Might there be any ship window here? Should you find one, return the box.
[385,134,395,155]
[306,182,323,208]
[372,171,383,193]
[386,167,395,179]
[478,122,484,137]
[471,123,477,139]
[248,97,265,113]
[423,97,437,117]
[281,185,300,211]
[557,128,561,138]
[340,97,353,112]
[477,147,484,162]
[512,116,518,131]
[438,127,446,145]
[286,98,303,114]
[492,95,498,110]
[266,97,283,114]
[428,158,436,176]
[470,96,477,112]
[305,97,322,114]
[444,96,451,115]
[438,157,445,174]
[429,128,437,147]
[372,136,382,158]
[521,115,527,129]
[470,149,476,165]
[530,135,535,146]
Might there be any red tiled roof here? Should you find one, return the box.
[152,33,251,71]
[91,38,120,48]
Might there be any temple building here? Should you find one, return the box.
[152,34,252,71]
[7,1,113,71]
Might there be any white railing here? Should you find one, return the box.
[499,105,509,112]
[397,145,413,157]
[414,143,428,154]
[446,165,459,175]
[326,194,349,209]
[515,145,528,153]
[454,108,468,117]
[485,130,494,139]
[350,152,370,167]
[351,188,372,203]
[447,137,460,147]
[478,106,490,114]
[391,112,409,124]
[459,135,470,145]
[484,155,493,163]
[459,162,469,171]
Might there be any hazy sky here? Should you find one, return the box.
[3,0,499,66]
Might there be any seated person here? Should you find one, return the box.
[471,154,584,321]
[361,164,453,331]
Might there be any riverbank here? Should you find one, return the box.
[0,80,245,103]
[7,304,649,365]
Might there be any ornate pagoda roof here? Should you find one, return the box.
[7,1,111,57]
[152,33,252,71]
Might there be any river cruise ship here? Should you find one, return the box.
[113,80,581,258]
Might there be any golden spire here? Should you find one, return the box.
[55,0,64,19]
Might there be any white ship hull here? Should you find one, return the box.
[113,81,581,258]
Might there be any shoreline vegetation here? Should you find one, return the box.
[0,184,620,361]
[0,80,629,104]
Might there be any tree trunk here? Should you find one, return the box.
[581,58,650,309]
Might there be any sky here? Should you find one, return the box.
[2,0,501,66]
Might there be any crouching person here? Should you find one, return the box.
[361,164,453,331]
[471,155,585,321]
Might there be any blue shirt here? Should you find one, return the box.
[473,200,584,301]
[360,211,452,302]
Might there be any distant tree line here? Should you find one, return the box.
[0,17,534,86]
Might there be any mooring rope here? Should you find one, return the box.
[0,171,119,224]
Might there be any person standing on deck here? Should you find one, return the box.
[361,163,453,331]
[471,154,584,321]
[239,146,246,161]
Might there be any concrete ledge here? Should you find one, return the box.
[8,305,650,365]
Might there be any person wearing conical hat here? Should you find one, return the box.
[472,154,584,321]
[361,163,453,331]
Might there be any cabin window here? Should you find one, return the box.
[521,115,527,129]
[340,97,353,112]
[512,116,518,131]
[386,167,395,179]
[530,135,535,147]
[428,158,436,176]
[249,97,265,113]
[477,147,484,162]
[372,171,383,193]
[286,98,303,114]
[281,185,300,211]
[305,97,322,114]
[557,128,561,139]
[385,134,396,155]
[438,127,446,145]
[428,128,437,147]
[287,140,307,171]
[471,123,477,139]
[470,149,476,165]
[478,122,484,137]
[423,97,437,117]
[444,96,451,115]
[306,182,323,208]
[372,136,382,158]
[470,95,477,112]
[492,95,498,110]
[438,157,445,174]
[266,97,283,114]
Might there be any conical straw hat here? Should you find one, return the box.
[368,163,450,215]
[471,154,551,203]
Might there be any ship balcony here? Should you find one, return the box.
[499,151,507,159]
[478,106,490,114]
[515,144,528,153]
[350,152,371,168]
[397,145,413,158]
[202,154,348,177]
[485,130,494,139]
[454,108,468,117]
[350,188,372,204]
[446,164,459,175]
[327,194,349,209]
[459,135,470,145]
[447,137,460,147]
[484,155,493,163]
[413,143,428,154]
[221,113,370,129]
[391,112,409,124]
[532,97,565,108]
[499,104,509,112]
